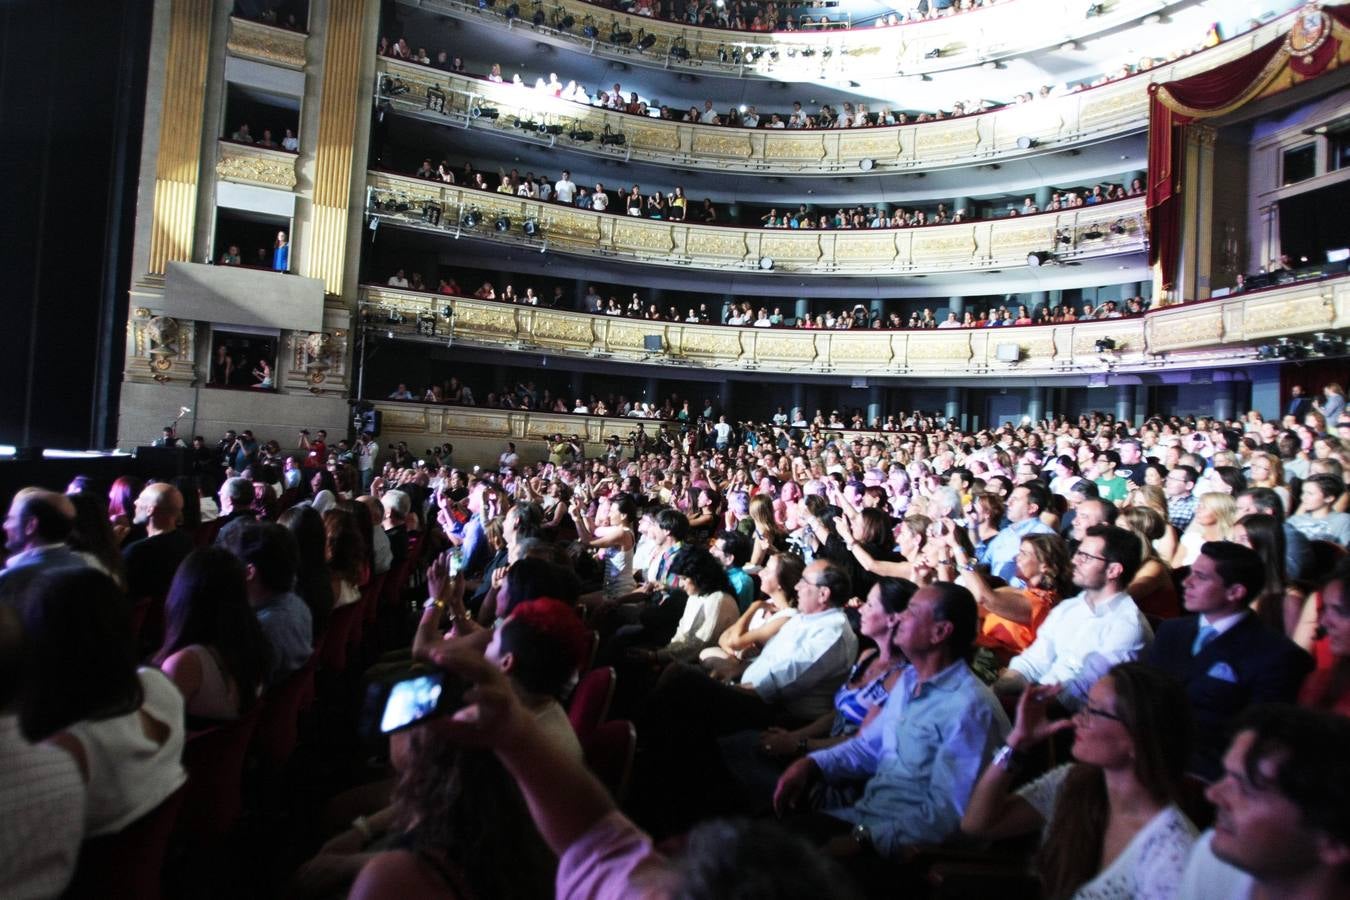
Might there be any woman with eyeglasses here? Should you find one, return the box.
[962,663,1196,900]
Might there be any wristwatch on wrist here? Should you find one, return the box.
[960,561,978,573]
[992,743,1026,772]
[851,823,870,847]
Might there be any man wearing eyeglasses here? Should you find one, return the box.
[1176,705,1350,900]
[993,524,1151,711]
[1144,542,1311,781]
[1165,465,1200,531]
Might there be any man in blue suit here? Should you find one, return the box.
[1145,541,1311,781]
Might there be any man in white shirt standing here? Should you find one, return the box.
[993,524,1151,710]
[1176,705,1350,900]
[554,170,577,204]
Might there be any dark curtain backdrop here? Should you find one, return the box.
[0,1,151,449]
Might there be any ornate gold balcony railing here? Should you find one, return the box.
[215,140,299,191]
[358,273,1350,378]
[226,15,307,70]
[401,0,1174,82]
[373,7,1286,176]
[366,170,1147,275]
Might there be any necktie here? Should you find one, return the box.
[1192,623,1218,656]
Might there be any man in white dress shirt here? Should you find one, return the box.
[993,524,1152,710]
[1177,704,1350,900]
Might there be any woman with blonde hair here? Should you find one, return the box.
[747,493,788,567]
[1246,451,1291,513]
[1171,492,1237,568]
[1119,506,1180,619]
[1126,483,1179,562]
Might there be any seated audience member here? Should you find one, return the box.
[0,604,85,896]
[774,582,1010,858]
[222,522,313,685]
[67,491,127,588]
[399,646,862,900]
[719,577,913,812]
[324,508,370,610]
[357,495,393,576]
[994,525,1151,711]
[0,488,86,608]
[382,490,412,565]
[279,504,335,638]
[945,531,1071,659]
[1234,513,1316,648]
[1300,559,1350,716]
[121,483,193,603]
[1119,506,1181,619]
[710,529,757,611]
[1176,705,1350,900]
[153,547,271,722]
[1287,474,1350,545]
[699,551,802,681]
[649,546,739,664]
[18,568,187,837]
[213,476,259,546]
[306,598,587,898]
[1145,541,1311,780]
[1172,492,1237,568]
[1236,486,1312,583]
[979,482,1056,584]
[962,663,1196,898]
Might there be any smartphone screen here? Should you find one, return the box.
[380,672,448,734]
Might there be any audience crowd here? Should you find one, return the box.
[4,384,1350,898]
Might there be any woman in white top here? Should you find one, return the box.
[22,568,188,837]
[700,551,801,681]
[1171,492,1236,568]
[961,663,1197,900]
[574,493,638,604]
[651,547,739,665]
[153,547,271,723]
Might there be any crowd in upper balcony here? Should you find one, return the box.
[226,122,300,153]
[586,0,994,32]
[375,13,1251,134]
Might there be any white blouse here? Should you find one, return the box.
[1019,764,1197,900]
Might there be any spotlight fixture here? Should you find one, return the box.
[581,18,599,38]
[610,26,633,44]
[1016,135,1035,150]
[799,47,815,57]
[568,129,595,142]
[599,127,626,146]
[1094,338,1117,352]
[1082,226,1105,241]
[1027,250,1055,267]
[670,40,690,60]
[924,47,942,59]
[532,9,546,25]
[636,31,657,50]
[1055,229,1072,245]
[1109,220,1127,235]
[504,2,519,19]
[759,256,775,270]
[523,218,539,236]
[1256,344,1280,360]
[495,215,511,232]
[858,158,875,172]
[471,105,499,119]
[461,209,481,228]
[821,47,832,59]
[558,13,575,28]
[1085,3,1105,16]
[417,316,437,337]
[542,123,564,135]
[442,305,452,317]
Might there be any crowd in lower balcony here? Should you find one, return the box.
[11,378,1350,897]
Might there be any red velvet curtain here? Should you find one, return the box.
[1145,5,1350,291]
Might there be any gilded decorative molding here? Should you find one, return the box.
[375,12,1293,175]
[226,16,307,69]
[307,0,369,295]
[148,0,211,274]
[215,141,298,189]
[367,169,1146,275]
[360,275,1350,378]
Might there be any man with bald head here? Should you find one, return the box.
[122,482,193,602]
[0,488,86,610]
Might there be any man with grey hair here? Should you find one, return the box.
[0,489,85,609]
[213,476,257,547]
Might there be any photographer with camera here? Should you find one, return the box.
[298,428,327,470]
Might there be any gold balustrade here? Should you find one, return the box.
[367,170,1147,274]
[226,15,309,69]
[373,8,1284,176]
[358,273,1350,378]
[215,140,299,190]
[403,0,1175,82]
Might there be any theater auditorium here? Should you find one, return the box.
[2,0,1350,897]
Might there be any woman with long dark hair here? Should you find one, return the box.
[107,475,145,546]
[66,490,127,588]
[154,546,271,721]
[961,663,1196,899]
[1233,513,1315,647]
[20,567,186,836]
[323,508,370,610]
[279,504,334,637]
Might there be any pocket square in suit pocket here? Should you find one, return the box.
[1206,662,1239,683]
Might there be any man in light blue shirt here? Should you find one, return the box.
[774,582,1009,858]
[227,523,312,686]
[980,481,1055,585]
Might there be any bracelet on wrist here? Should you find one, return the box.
[992,743,1027,772]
